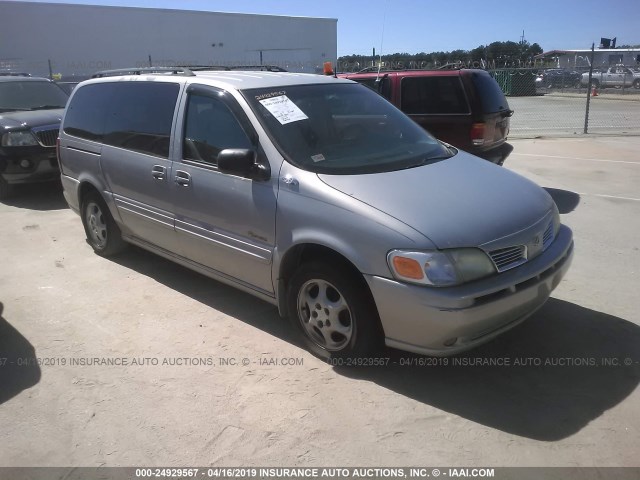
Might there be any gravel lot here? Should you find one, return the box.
[509,93,640,137]
[1,136,639,467]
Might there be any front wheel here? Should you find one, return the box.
[81,192,127,256]
[287,262,383,360]
[633,79,640,89]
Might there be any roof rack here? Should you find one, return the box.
[353,64,468,74]
[437,63,464,70]
[228,65,288,72]
[91,65,289,79]
[177,65,288,73]
[0,71,32,77]
[91,67,196,78]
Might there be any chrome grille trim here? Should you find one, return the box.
[489,245,527,273]
[542,221,554,250]
[33,128,58,147]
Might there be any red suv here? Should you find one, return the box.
[340,69,513,165]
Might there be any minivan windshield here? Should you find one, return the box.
[244,83,453,174]
[0,80,69,112]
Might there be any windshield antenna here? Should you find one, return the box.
[376,0,389,82]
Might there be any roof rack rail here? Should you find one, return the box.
[0,71,32,77]
[227,65,288,72]
[176,65,288,73]
[437,63,464,70]
[91,67,196,78]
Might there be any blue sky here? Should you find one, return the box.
[7,0,640,56]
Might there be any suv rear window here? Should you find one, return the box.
[470,71,510,114]
[400,76,469,115]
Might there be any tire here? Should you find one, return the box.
[592,80,600,89]
[634,79,640,89]
[287,262,383,361]
[0,176,10,200]
[81,191,127,256]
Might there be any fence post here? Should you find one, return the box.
[584,43,595,134]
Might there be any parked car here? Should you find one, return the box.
[581,65,640,89]
[0,75,69,199]
[58,68,573,359]
[339,69,513,165]
[535,69,582,88]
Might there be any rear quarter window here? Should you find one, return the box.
[470,72,510,114]
[400,76,469,115]
[63,83,115,142]
[63,81,179,158]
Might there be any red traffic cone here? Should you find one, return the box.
[592,86,598,97]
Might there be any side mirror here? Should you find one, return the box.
[217,149,270,180]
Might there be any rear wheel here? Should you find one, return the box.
[287,262,383,361]
[81,191,127,256]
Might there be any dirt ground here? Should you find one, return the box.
[1,136,639,467]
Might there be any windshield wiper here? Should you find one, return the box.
[400,154,452,170]
[30,105,64,110]
[0,107,31,112]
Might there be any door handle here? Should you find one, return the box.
[151,165,167,181]
[175,170,191,187]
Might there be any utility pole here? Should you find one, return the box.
[584,43,595,134]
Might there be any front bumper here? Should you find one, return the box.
[365,225,574,356]
[0,148,60,185]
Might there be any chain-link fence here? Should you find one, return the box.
[491,67,640,137]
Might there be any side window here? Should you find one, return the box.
[63,83,116,142]
[182,93,252,165]
[401,77,469,115]
[103,82,179,158]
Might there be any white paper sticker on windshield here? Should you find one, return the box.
[311,154,326,163]
[259,95,308,125]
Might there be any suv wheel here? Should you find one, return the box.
[634,79,640,89]
[81,192,127,256]
[287,262,382,360]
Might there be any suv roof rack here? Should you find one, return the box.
[0,71,32,77]
[91,65,289,79]
[91,67,197,78]
[177,65,288,73]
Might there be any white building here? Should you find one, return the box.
[0,1,337,79]
[535,48,640,69]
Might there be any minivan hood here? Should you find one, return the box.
[318,152,554,249]
[0,109,64,130]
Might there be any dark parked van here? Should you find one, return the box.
[340,69,513,165]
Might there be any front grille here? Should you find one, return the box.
[33,128,58,147]
[489,245,527,272]
[542,221,554,250]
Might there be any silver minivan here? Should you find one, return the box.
[58,68,573,360]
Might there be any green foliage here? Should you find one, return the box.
[338,40,545,72]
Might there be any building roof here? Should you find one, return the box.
[535,48,640,58]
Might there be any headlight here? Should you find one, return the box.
[388,248,496,287]
[1,130,39,147]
